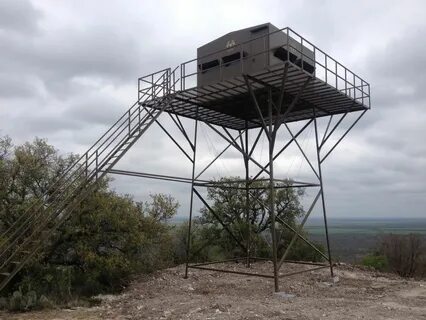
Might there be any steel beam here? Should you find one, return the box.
[184,111,198,279]
[314,109,334,277]
[193,188,247,252]
[278,190,321,270]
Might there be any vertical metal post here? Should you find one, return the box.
[268,88,279,292]
[325,56,328,84]
[313,108,334,277]
[244,121,250,268]
[286,28,289,62]
[335,61,338,89]
[345,68,348,96]
[180,64,184,91]
[183,64,186,90]
[184,108,199,279]
[353,73,356,101]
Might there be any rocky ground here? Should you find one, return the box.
[1,261,425,320]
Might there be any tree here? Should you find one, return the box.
[200,177,305,233]
[195,177,319,261]
[0,137,77,230]
[0,136,180,306]
[143,193,180,222]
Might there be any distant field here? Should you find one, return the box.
[171,216,426,263]
[305,218,426,263]
[304,218,426,235]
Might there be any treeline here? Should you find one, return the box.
[0,136,323,310]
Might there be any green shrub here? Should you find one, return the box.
[6,286,41,311]
[362,254,388,271]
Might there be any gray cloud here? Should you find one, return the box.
[0,0,41,34]
[0,0,425,218]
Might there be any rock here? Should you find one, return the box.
[319,282,333,288]
[274,292,296,299]
[39,295,54,309]
[211,303,228,312]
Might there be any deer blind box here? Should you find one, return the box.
[197,23,315,87]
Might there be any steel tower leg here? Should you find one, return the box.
[244,122,251,268]
[184,112,199,279]
[268,88,279,292]
[313,110,334,277]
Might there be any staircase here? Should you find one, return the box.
[0,68,176,291]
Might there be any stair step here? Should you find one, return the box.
[0,96,168,290]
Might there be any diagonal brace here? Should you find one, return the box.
[205,122,270,176]
[276,216,329,262]
[284,123,319,179]
[321,110,367,163]
[244,75,271,141]
[278,190,321,270]
[193,188,247,252]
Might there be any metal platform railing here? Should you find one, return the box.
[138,27,370,110]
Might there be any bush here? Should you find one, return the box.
[0,137,183,310]
[362,234,426,278]
[379,233,425,278]
[361,254,388,271]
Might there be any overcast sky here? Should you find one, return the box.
[1,0,425,219]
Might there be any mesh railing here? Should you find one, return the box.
[175,27,370,108]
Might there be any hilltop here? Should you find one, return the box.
[1,261,425,320]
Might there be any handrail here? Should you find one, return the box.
[171,26,370,109]
[0,69,172,257]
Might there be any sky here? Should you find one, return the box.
[0,0,425,219]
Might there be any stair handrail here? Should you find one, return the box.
[0,91,173,271]
[0,68,173,251]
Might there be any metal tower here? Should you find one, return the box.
[0,26,370,292]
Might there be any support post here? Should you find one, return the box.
[268,88,279,292]
[244,121,250,268]
[184,110,199,279]
[313,109,334,277]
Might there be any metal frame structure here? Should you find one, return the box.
[0,26,370,293]
[123,27,369,292]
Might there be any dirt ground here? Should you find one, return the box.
[1,261,425,320]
